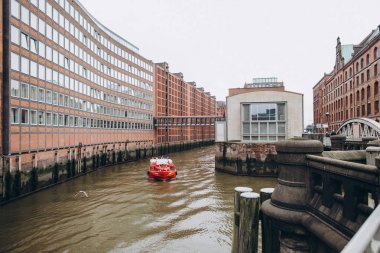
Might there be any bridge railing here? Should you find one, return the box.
[306,154,378,235]
[261,138,380,253]
[341,201,380,253]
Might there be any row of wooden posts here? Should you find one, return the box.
[232,186,274,253]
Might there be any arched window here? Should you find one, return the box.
[349,67,353,77]
[356,62,359,73]
[367,54,370,65]
[375,47,378,59]
[375,81,379,95]
[361,58,364,69]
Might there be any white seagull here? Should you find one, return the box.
[74,191,89,198]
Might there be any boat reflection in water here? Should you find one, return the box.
[148,157,177,181]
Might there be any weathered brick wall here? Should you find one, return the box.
[215,142,278,176]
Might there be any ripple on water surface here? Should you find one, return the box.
[0,146,276,253]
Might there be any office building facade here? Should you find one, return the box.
[4,0,154,169]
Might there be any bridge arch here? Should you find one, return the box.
[336,118,380,139]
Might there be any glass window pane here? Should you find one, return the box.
[30,86,38,100]
[269,123,276,134]
[11,53,19,71]
[260,122,268,134]
[21,57,29,74]
[11,0,20,19]
[21,32,29,49]
[243,104,250,121]
[31,12,38,30]
[10,108,19,124]
[278,122,286,134]
[11,79,20,97]
[11,25,20,45]
[278,103,286,121]
[21,109,29,124]
[252,123,258,134]
[20,83,29,99]
[30,110,37,124]
[243,123,250,134]
[21,6,29,25]
[38,111,45,125]
[30,61,37,77]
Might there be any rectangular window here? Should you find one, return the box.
[59,114,64,126]
[20,83,29,99]
[46,112,52,125]
[242,103,287,142]
[21,57,29,74]
[31,12,38,30]
[11,80,20,97]
[21,32,29,49]
[38,41,45,58]
[21,5,29,25]
[30,60,37,77]
[11,0,20,19]
[46,90,52,104]
[21,109,29,124]
[30,110,37,125]
[11,52,19,71]
[52,113,58,126]
[30,37,38,54]
[38,0,46,12]
[11,25,20,45]
[38,64,45,80]
[39,19,46,35]
[38,111,45,125]
[30,85,38,100]
[10,108,19,124]
[38,88,45,102]
[52,92,58,105]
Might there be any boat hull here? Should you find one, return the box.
[148,171,177,181]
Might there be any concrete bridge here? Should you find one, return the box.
[260,138,380,252]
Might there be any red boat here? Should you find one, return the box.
[147,158,177,181]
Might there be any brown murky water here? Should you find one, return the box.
[0,146,276,253]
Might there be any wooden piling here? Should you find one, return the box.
[260,188,274,205]
[260,188,277,253]
[232,187,253,253]
[238,192,260,253]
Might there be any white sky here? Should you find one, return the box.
[80,0,380,125]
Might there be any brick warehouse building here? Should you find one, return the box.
[313,26,380,132]
[1,0,216,174]
[154,62,216,144]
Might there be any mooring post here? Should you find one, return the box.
[260,188,275,253]
[232,186,253,253]
[238,192,260,253]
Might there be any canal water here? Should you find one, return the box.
[0,146,276,253]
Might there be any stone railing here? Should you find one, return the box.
[261,138,380,252]
[215,142,278,176]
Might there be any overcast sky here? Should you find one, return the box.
[80,0,380,125]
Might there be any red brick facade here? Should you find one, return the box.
[154,63,216,144]
[313,27,380,132]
